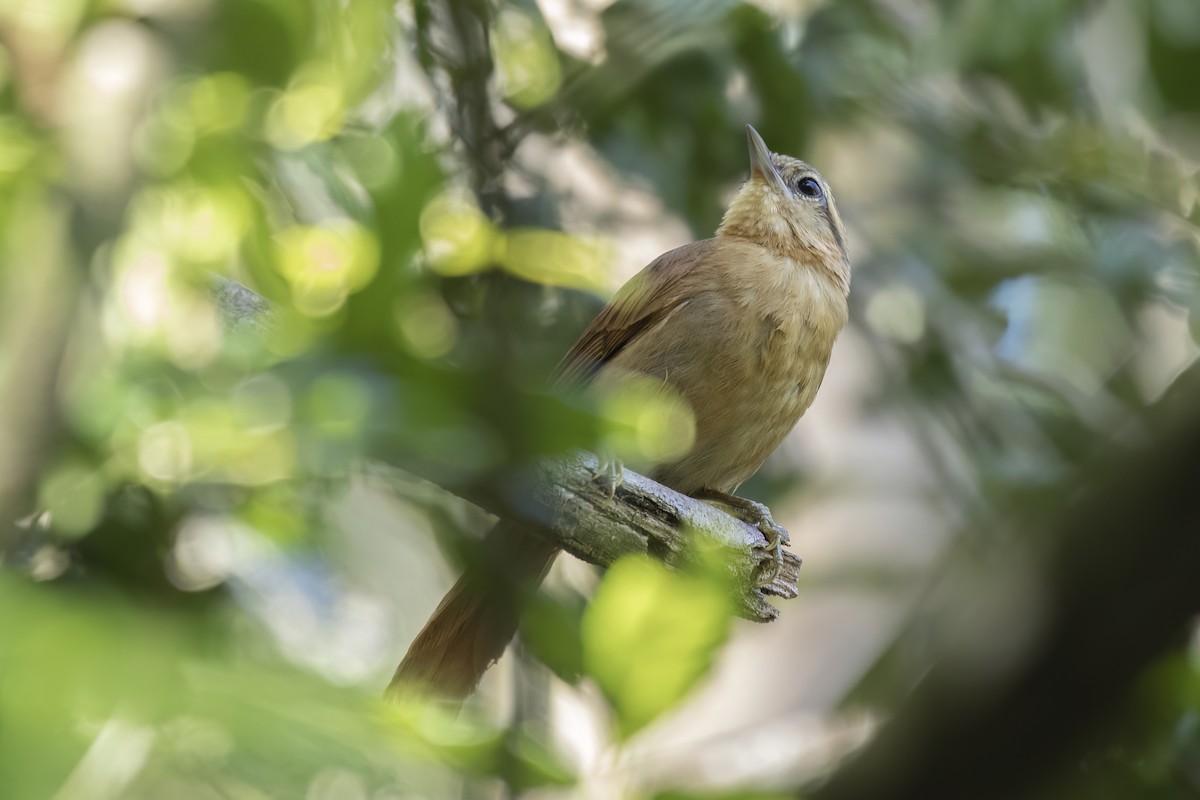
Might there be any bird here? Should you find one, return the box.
[389,125,850,700]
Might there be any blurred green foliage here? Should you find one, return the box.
[1,0,1200,798]
[582,554,733,738]
[0,573,573,798]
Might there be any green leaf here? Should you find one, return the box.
[582,555,732,738]
[506,730,577,791]
[380,704,574,791]
[521,591,586,685]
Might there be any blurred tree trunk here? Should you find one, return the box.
[812,366,1200,800]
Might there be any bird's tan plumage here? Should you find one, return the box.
[390,126,850,700]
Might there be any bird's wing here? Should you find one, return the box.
[552,239,717,388]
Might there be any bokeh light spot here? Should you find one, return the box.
[395,292,458,359]
[231,374,293,434]
[308,374,372,440]
[596,372,696,468]
[39,461,105,538]
[494,8,562,109]
[187,72,250,134]
[340,135,400,190]
[499,228,609,291]
[168,516,237,592]
[164,298,222,370]
[866,285,926,344]
[264,69,346,151]
[138,421,194,483]
[275,220,380,317]
[419,192,496,276]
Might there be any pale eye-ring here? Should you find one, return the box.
[796,176,823,200]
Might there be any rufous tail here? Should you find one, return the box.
[387,521,558,700]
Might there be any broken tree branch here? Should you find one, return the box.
[367,452,799,623]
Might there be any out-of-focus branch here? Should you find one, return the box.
[0,19,65,127]
[810,371,1200,800]
[0,27,79,537]
[211,274,277,335]
[210,275,799,622]
[415,0,511,219]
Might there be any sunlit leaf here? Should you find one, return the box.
[494,7,563,108]
[582,555,732,738]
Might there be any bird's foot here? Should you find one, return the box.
[694,489,790,584]
[593,452,624,499]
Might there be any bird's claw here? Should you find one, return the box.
[695,490,790,586]
[747,505,789,585]
[759,524,788,584]
[594,452,624,499]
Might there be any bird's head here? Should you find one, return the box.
[718,125,849,293]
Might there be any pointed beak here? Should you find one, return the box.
[746,124,789,196]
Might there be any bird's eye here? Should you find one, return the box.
[796,177,823,200]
